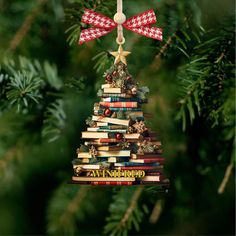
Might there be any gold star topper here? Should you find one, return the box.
[110,45,131,65]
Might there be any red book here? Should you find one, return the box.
[98,138,121,143]
[140,178,170,185]
[91,181,133,186]
[129,158,164,163]
[146,172,163,176]
[115,166,163,170]
[100,102,138,108]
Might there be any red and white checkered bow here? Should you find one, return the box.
[79,9,162,44]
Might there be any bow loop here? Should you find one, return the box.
[123,10,157,29]
[130,26,162,41]
[79,9,162,44]
[82,9,116,29]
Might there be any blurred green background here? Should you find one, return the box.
[0,0,235,235]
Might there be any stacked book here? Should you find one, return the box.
[72,62,169,186]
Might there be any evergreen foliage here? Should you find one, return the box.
[104,187,146,236]
[0,0,234,235]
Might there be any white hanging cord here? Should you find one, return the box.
[114,0,126,45]
[117,0,123,13]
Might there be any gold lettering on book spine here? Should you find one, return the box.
[91,170,101,177]
[106,170,113,177]
[90,170,146,178]
[138,170,145,178]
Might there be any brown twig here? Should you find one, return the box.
[8,0,48,52]
[152,17,189,69]
[155,34,175,61]
[215,40,232,64]
[120,186,144,226]
[149,199,163,224]
[59,186,89,224]
[150,33,176,70]
[218,163,233,194]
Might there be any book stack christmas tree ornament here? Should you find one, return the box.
[72,0,169,187]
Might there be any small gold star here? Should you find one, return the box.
[110,45,131,65]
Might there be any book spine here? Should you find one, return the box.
[115,166,163,170]
[130,158,164,163]
[84,142,110,146]
[97,147,122,151]
[102,97,147,103]
[101,84,113,89]
[100,102,138,108]
[98,125,126,130]
[101,93,132,98]
[82,133,108,139]
[97,107,142,111]
[144,172,163,176]
[91,181,133,186]
[98,129,127,133]
[117,162,160,167]
[132,155,164,160]
[99,138,121,143]
[145,158,164,162]
[139,181,169,186]
[92,116,130,126]
[133,154,163,158]
[98,138,152,143]
[109,107,142,111]
[103,88,124,94]
[108,157,129,162]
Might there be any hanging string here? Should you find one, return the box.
[117,0,123,13]
[114,0,126,44]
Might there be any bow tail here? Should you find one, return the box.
[129,26,163,41]
[79,28,113,45]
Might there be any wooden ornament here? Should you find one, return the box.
[113,13,126,24]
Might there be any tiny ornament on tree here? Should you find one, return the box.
[131,86,138,95]
[106,74,113,83]
[104,108,112,117]
[71,0,169,188]
[115,132,123,140]
[112,70,118,77]
[126,75,132,81]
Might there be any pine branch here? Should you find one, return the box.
[104,186,146,236]
[8,0,48,52]
[6,70,43,112]
[42,99,66,143]
[0,56,80,143]
[65,0,116,45]
[175,57,208,130]
[149,199,164,224]
[120,186,144,227]
[92,51,112,73]
[176,19,235,131]
[218,163,233,194]
[47,185,91,235]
